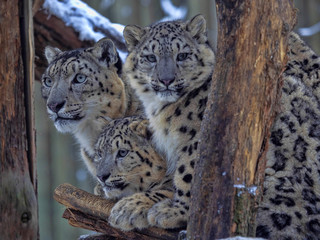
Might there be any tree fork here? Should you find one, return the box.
[187,1,296,239]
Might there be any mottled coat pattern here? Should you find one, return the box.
[94,116,173,230]
[256,33,320,240]
[41,15,320,239]
[123,15,215,228]
[41,39,142,176]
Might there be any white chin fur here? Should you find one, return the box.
[103,187,135,200]
[103,189,122,200]
[54,120,79,133]
[156,91,179,103]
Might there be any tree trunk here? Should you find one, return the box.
[0,0,38,239]
[187,1,296,239]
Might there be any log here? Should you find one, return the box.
[63,209,180,240]
[54,183,115,219]
[33,10,94,81]
[187,0,296,239]
[54,183,180,240]
[33,3,128,81]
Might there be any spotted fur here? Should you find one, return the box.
[256,32,320,240]
[123,15,320,236]
[94,116,173,231]
[41,38,142,176]
[123,14,215,228]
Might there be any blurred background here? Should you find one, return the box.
[35,0,320,239]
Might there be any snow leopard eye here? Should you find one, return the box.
[145,54,157,63]
[43,77,53,87]
[177,53,188,61]
[73,74,87,84]
[94,151,103,163]
[116,149,129,158]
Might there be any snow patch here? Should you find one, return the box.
[234,184,246,189]
[298,22,320,36]
[160,0,187,21]
[218,237,266,240]
[178,232,265,240]
[234,184,258,196]
[43,0,128,61]
[118,50,128,63]
[247,186,258,195]
[43,0,124,42]
[43,0,127,61]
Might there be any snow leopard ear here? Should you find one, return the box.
[186,14,207,44]
[44,46,62,64]
[92,38,119,66]
[123,25,145,52]
[129,119,152,140]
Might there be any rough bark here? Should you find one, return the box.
[54,184,180,240]
[187,1,296,239]
[0,0,38,239]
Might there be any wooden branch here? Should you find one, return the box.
[54,184,180,240]
[34,10,94,81]
[54,183,115,219]
[34,3,128,81]
[187,0,296,239]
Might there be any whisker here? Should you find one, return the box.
[121,172,146,177]
[104,172,144,179]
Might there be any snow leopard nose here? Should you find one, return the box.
[158,56,175,86]
[159,77,175,87]
[97,173,111,183]
[47,100,66,113]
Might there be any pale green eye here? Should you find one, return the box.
[43,77,53,87]
[146,54,157,63]
[74,74,87,84]
[177,53,188,61]
[94,150,103,163]
[117,149,129,158]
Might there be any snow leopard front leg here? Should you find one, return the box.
[122,14,215,229]
[148,149,197,229]
[108,189,174,231]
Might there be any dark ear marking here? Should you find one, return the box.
[114,52,122,75]
[129,119,152,139]
[123,25,147,52]
[44,46,62,64]
[92,38,119,67]
[186,14,207,44]
[145,129,152,140]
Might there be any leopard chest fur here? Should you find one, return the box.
[148,78,211,174]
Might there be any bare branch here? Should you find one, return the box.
[34,0,128,80]
[54,184,180,240]
[42,0,127,52]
